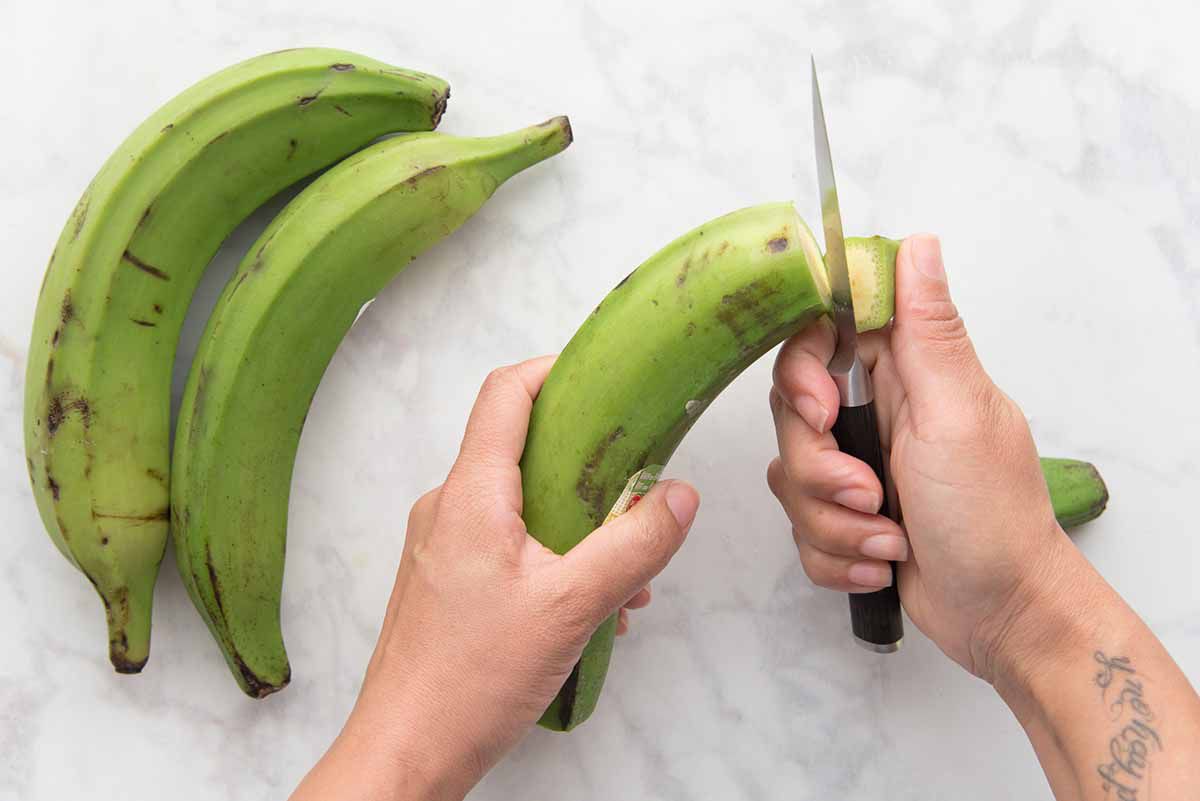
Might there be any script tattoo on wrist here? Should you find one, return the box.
[1093,651,1161,800]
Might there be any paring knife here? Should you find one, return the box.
[810,57,904,653]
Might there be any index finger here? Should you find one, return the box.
[448,355,557,510]
[773,317,839,433]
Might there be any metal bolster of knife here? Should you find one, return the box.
[830,351,874,408]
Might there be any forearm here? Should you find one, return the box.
[289,694,473,801]
[290,727,441,801]
[992,541,1200,800]
[291,735,417,801]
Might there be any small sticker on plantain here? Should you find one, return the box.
[602,465,664,526]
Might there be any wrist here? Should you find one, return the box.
[291,711,464,801]
[333,679,478,801]
[975,530,1111,719]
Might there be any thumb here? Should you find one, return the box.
[550,480,699,629]
[891,234,992,420]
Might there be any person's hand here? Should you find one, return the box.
[767,235,1079,682]
[292,355,700,801]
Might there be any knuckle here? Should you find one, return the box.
[985,392,1033,451]
[908,296,964,330]
[908,300,975,363]
[770,357,794,396]
[415,486,441,513]
[780,450,821,492]
[772,356,817,407]
[994,390,1028,431]
[482,364,519,395]
[782,493,822,538]
[768,385,784,416]
[796,544,844,587]
[790,521,814,549]
[407,531,437,566]
[406,486,442,529]
[779,449,803,482]
[766,458,787,498]
[796,544,833,586]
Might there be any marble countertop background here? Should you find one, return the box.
[2,1,1199,798]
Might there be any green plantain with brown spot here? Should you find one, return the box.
[519,202,1109,730]
[24,48,449,674]
[171,119,573,696]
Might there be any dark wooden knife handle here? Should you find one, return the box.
[830,400,904,651]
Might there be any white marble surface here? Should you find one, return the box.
[2,1,1199,798]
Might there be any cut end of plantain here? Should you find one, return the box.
[846,236,899,332]
[819,235,900,333]
[793,212,831,310]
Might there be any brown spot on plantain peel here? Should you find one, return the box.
[575,427,625,524]
[46,394,91,436]
[121,250,170,280]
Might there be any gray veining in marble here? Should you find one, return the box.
[2,1,1198,799]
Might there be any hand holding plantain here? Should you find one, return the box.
[290,357,700,801]
[279,229,1199,801]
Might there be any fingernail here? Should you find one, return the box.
[665,482,699,528]
[847,561,893,588]
[796,395,830,433]
[832,488,880,515]
[912,235,945,282]
[859,534,908,561]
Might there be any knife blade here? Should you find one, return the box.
[811,56,903,653]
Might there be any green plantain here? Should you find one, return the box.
[171,118,573,696]
[24,48,449,673]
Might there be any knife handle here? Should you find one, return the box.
[830,399,904,652]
